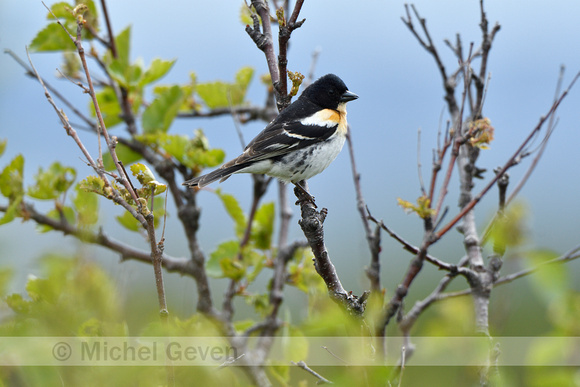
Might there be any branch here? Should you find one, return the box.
[435,70,580,240]
[346,131,381,294]
[40,4,169,316]
[246,1,280,92]
[402,4,459,116]
[3,202,194,276]
[291,361,333,385]
[294,186,367,316]
[436,244,580,300]
[366,208,458,272]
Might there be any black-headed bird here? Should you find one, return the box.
[183,74,358,201]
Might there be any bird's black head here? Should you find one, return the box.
[301,74,358,109]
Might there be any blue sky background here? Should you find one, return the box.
[1,1,579,320]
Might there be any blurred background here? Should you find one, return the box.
[1,0,579,335]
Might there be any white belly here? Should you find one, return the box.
[262,133,346,183]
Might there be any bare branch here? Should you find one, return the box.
[346,131,381,293]
[291,361,333,384]
[435,70,580,241]
[295,186,367,315]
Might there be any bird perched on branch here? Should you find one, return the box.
[183,74,358,203]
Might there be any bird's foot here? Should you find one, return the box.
[293,182,317,208]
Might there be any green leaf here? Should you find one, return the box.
[73,184,99,227]
[37,206,75,233]
[245,252,265,284]
[233,319,255,333]
[526,249,568,301]
[144,132,225,169]
[189,148,226,169]
[0,154,24,199]
[81,0,100,36]
[245,293,271,316]
[91,86,123,128]
[113,26,131,68]
[47,3,76,20]
[0,268,13,297]
[115,210,141,232]
[130,163,167,196]
[239,3,254,25]
[0,195,22,226]
[196,67,254,109]
[206,241,243,279]
[215,189,246,238]
[488,201,528,252]
[235,66,254,95]
[279,326,309,362]
[142,85,184,134]
[5,293,31,315]
[107,59,129,86]
[140,58,176,86]
[102,143,142,171]
[287,248,326,294]
[0,139,7,158]
[79,175,106,196]
[107,59,143,88]
[130,163,156,185]
[252,202,275,249]
[29,22,75,52]
[27,162,76,200]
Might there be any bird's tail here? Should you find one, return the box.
[183,163,249,188]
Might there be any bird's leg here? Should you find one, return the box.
[293,180,317,208]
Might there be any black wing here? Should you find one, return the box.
[226,98,340,166]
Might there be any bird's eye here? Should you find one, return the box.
[328,89,336,95]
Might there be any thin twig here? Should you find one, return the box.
[435,70,580,240]
[347,131,381,293]
[291,361,333,384]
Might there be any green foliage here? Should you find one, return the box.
[488,201,528,252]
[92,86,124,128]
[0,268,13,297]
[37,205,75,233]
[0,154,24,200]
[206,240,243,280]
[102,143,142,171]
[196,67,254,108]
[129,163,167,196]
[115,196,166,232]
[252,202,275,250]
[0,154,25,225]
[142,85,184,134]
[78,175,106,197]
[526,248,568,302]
[104,26,131,68]
[239,3,254,25]
[287,249,326,294]
[216,189,247,238]
[27,162,76,200]
[30,21,76,52]
[0,196,23,226]
[140,58,176,86]
[397,195,435,219]
[0,139,6,157]
[72,184,99,227]
[144,130,225,170]
[1,254,123,336]
[29,1,99,52]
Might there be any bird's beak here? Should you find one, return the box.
[340,90,359,102]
